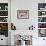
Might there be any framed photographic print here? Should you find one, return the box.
[17,10,29,19]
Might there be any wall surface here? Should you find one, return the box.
[11,0,38,30]
[11,0,46,46]
[11,0,46,30]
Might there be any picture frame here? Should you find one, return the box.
[17,10,29,19]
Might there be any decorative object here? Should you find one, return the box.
[39,29,46,37]
[0,17,8,22]
[38,17,46,22]
[11,23,16,30]
[38,3,46,10]
[0,11,8,16]
[40,8,44,10]
[41,11,46,16]
[5,6,8,10]
[0,23,8,37]
[15,35,32,46]
[0,6,1,10]
[29,25,35,30]
[19,35,32,45]
[38,23,46,28]
[17,10,29,19]
[38,3,46,37]
[0,3,8,37]
[21,40,25,46]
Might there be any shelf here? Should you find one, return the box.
[0,3,8,37]
[38,28,46,29]
[0,16,8,17]
[0,22,8,23]
[38,10,46,11]
[38,22,46,23]
[0,10,8,11]
[0,11,8,16]
[38,3,46,37]
[38,15,46,17]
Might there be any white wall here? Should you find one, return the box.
[11,0,38,30]
[11,0,46,30]
[11,0,46,46]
